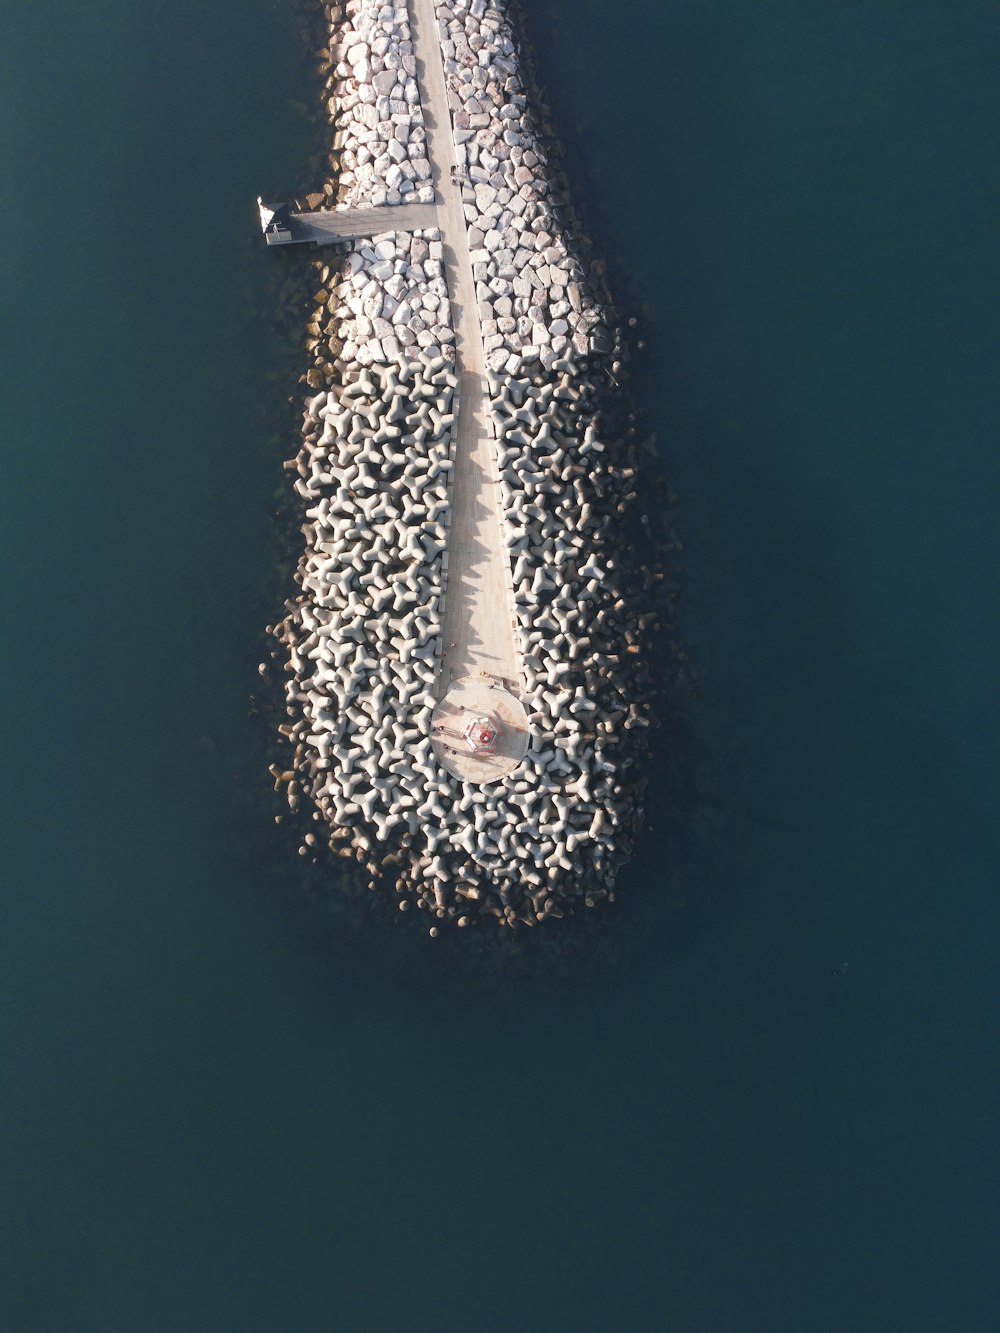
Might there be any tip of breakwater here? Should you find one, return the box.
[256,0,679,936]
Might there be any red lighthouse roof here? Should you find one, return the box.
[463,713,500,753]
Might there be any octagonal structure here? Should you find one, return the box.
[432,678,529,784]
[464,713,500,753]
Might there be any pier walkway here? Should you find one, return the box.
[408,0,523,743]
[263,200,441,246]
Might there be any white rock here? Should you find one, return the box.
[372,69,398,97]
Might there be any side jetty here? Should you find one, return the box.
[263,0,666,931]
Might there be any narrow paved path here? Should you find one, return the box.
[408,0,522,710]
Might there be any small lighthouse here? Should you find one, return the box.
[463,713,501,754]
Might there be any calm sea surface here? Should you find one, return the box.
[1,2,998,1328]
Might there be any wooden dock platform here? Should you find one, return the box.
[264,201,441,246]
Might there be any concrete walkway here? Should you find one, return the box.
[265,201,441,246]
[408,0,522,708]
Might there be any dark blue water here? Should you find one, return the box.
[2,2,998,1328]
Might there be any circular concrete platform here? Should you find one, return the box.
[431,675,529,784]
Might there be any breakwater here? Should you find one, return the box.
[267,0,666,930]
